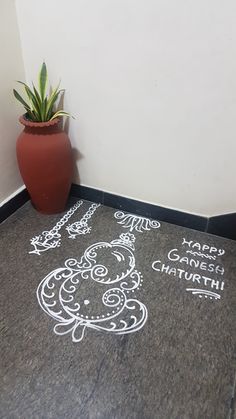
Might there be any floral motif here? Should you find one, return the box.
[114,211,160,233]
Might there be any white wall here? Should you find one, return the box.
[16,0,236,217]
[0,0,25,204]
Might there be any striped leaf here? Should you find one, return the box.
[38,62,47,100]
[50,110,72,120]
[32,84,42,106]
[45,83,62,120]
[13,89,31,110]
[26,86,42,118]
[14,62,72,122]
[17,81,41,113]
[41,98,48,121]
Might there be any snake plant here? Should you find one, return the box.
[13,62,72,122]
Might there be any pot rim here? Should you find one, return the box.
[19,114,60,128]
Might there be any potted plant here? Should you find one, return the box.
[13,62,73,214]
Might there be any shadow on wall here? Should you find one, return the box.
[57,91,83,184]
[64,113,83,185]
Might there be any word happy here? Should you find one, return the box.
[181,238,225,259]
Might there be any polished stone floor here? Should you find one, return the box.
[0,199,236,419]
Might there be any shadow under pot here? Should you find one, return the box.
[16,115,73,214]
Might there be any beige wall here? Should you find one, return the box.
[16,0,236,216]
[0,0,25,204]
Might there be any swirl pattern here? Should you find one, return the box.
[37,234,148,342]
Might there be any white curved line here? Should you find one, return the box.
[186,288,220,299]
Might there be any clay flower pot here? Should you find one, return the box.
[16,115,73,214]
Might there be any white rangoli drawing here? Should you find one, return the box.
[186,288,220,300]
[66,203,100,239]
[186,250,216,261]
[151,238,225,301]
[37,233,148,342]
[114,211,160,233]
[29,200,83,255]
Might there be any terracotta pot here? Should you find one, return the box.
[16,115,73,214]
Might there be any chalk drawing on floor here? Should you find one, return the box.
[37,233,148,342]
[66,203,100,239]
[186,289,221,300]
[29,200,83,255]
[185,250,216,260]
[151,237,225,301]
[114,211,161,233]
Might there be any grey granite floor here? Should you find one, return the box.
[0,198,236,419]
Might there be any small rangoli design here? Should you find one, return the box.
[66,203,100,239]
[29,200,83,255]
[114,211,160,233]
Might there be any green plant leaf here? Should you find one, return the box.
[28,111,38,121]
[45,84,63,120]
[17,81,40,105]
[40,98,48,121]
[17,80,31,88]
[50,110,72,120]
[13,89,31,110]
[38,62,47,100]
[23,85,41,121]
[32,84,42,105]
[17,82,45,121]
[14,63,73,122]
[33,84,46,120]
[17,81,41,109]
[45,91,60,120]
